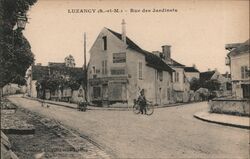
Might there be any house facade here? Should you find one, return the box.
[225,39,250,98]
[88,20,193,106]
[184,66,200,82]
[155,45,191,103]
[88,22,176,106]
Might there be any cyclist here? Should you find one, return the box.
[138,89,147,114]
[77,89,87,111]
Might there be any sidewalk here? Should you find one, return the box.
[194,111,250,129]
[23,96,131,111]
[23,95,202,111]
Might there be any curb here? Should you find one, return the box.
[193,113,250,130]
[22,96,130,111]
[22,96,202,111]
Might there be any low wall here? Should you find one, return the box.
[209,98,250,116]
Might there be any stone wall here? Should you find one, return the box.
[209,98,250,116]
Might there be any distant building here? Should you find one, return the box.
[26,55,85,102]
[184,66,200,82]
[2,83,21,95]
[225,39,250,98]
[200,69,231,96]
[65,54,76,68]
[156,45,191,103]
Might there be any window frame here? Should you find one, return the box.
[102,36,107,51]
[138,61,143,80]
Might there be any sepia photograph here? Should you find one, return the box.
[0,0,249,158]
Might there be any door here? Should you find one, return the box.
[242,84,250,99]
[102,84,108,100]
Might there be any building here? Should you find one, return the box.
[200,69,231,96]
[184,66,200,82]
[2,83,21,95]
[88,20,176,106]
[26,55,85,102]
[87,20,192,106]
[65,54,76,68]
[153,46,191,103]
[225,39,250,98]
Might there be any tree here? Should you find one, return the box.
[190,77,201,91]
[202,79,221,92]
[0,0,37,98]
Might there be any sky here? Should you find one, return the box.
[24,0,249,73]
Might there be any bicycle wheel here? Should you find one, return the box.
[146,104,154,115]
[133,104,140,114]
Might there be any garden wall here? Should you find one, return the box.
[209,98,250,116]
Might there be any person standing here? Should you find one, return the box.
[77,89,86,111]
[138,89,147,114]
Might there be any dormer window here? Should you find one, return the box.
[102,36,107,50]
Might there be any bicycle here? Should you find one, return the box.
[132,99,154,115]
[77,100,87,112]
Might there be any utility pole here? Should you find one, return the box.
[84,32,87,71]
[83,32,88,102]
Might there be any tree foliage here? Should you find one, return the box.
[190,77,221,92]
[35,74,82,99]
[202,79,221,92]
[0,0,37,88]
[190,77,201,91]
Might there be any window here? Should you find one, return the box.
[158,70,163,81]
[175,72,179,82]
[138,61,143,80]
[241,66,248,79]
[102,60,107,75]
[93,87,101,98]
[113,52,126,63]
[102,36,107,50]
[92,66,96,74]
[167,88,171,100]
[96,69,100,74]
[111,69,125,75]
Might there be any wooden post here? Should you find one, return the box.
[84,32,88,102]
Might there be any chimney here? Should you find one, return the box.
[121,19,126,44]
[192,64,196,68]
[161,45,171,59]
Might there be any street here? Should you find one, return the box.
[8,95,249,159]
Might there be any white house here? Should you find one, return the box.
[87,20,175,106]
[225,39,250,98]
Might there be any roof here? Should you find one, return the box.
[184,67,199,73]
[48,62,66,67]
[32,65,84,81]
[107,28,175,73]
[169,59,185,67]
[200,71,215,81]
[228,39,250,57]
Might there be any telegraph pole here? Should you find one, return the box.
[84,32,87,71]
[83,32,88,102]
